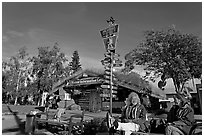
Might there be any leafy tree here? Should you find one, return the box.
[3,47,32,105]
[2,61,9,90]
[69,50,82,74]
[124,26,202,94]
[31,43,70,105]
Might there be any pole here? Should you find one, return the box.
[110,52,113,115]
[100,17,119,115]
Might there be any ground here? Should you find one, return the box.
[2,104,201,135]
[2,104,116,135]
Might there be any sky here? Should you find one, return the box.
[2,2,202,71]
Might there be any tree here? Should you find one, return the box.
[3,47,32,105]
[124,26,202,94]
[69,50,82,74]
[31,43,70,105]
[2,61,9,90]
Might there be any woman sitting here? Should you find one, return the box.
[107,92,148,135]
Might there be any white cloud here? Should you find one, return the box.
[27,28,45,40]
[80,56,103,69]
[7,30,24,37]
[2,35,9,42]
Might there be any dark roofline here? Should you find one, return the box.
[52,68,166,99]
[52,69,104,93]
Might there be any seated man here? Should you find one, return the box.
[107,92,148,135]
[165,91,195,135]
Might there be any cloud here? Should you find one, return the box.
[80,56,103,69]
[27,28,43,42]
[2,35,9,42]
[2,30,24,43]
[7,30,24,37]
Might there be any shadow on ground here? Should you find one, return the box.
[35,106,45,112]
[2,106,26,135]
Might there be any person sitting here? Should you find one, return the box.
[107,92,148,135]
[165,91,195,135]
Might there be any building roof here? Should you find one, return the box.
[52,69,166,99]
[114,72,166,99]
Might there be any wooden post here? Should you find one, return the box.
[110,52,113,115]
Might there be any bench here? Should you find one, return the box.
[35,108,85,135]
[34,108,70,134]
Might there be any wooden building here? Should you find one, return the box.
[52,69,166,113]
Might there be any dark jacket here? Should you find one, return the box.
[173,103,195,134]
[121,104,148,132]
[167,105,180,123]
